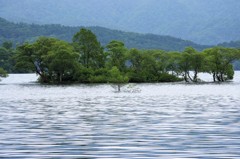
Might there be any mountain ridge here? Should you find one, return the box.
[0,0,239,45]
[0,17,210,51]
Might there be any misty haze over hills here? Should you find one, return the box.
[0,0,239,45]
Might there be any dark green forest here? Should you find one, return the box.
[0,17,209,51]
[1,29,239,85]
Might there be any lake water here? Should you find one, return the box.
[0,72,240,158]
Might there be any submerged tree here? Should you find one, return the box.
[108,66,129,92]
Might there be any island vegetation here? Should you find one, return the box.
[0,29,240,85]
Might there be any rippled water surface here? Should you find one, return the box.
[0,72,240,158]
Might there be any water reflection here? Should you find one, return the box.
[0,73,240,158]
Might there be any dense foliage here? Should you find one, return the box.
[0,43,8,80]
[12,29,240,84]
[0,41,18,77]
[0,17,208,51]
[0,67,8,81]
[218,41,240,48]
[1,0,240,45]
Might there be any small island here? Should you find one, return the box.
[1,29,240,85]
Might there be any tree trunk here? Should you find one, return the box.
[117,84,121,92]
[60,74,62,83]
[187,71,193,82]
[216,74,221,82]
[193,70,198,82]
[220,73,224,82]
[184,72,189,82]
[213,72,216,82]
[36,70,48,83]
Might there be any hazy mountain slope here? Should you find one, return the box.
[218,41,240,48]
[0,17,209,51]
[0,0,239,45]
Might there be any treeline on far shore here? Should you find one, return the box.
[1,28,240,84]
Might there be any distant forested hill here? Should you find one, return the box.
[218,41,240,48]
[0,0,239,45]
[0,17,209,51]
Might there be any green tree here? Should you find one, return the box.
[45,40,79,83]
[106,40,127,71]
[0,44,15,72]
[72,28,105,68]
[88,68,109,83]
[179,47,194,82]
[73,65,93,83]
[203,47,239,82]
[108,66,129,92]
[15,43,36,73]
[126,49,181,82]
[15,37,59,82]
[190,51,205,82]
[0,67,8,81]
[140,51,159,81]
[15,37,79,83]
[126,48,146,82]
[166,52,182,75]
[0,47,10,70]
